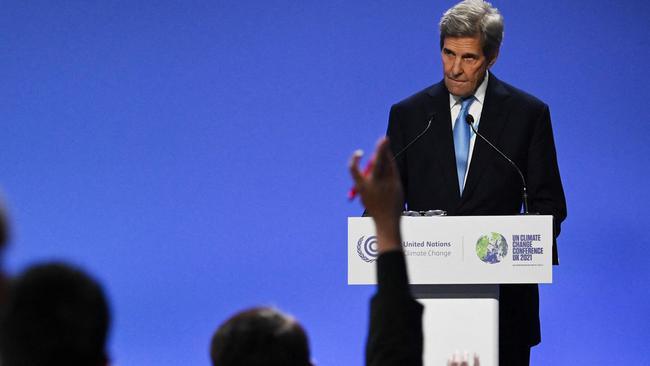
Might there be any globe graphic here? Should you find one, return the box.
[475,232,508,264]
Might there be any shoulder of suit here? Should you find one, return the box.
[390,77,550,111]
[391,82,444,109]
[493,77,549,109]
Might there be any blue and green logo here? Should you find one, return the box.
[476,232,508,264]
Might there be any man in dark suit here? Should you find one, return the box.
[386,1,567,365]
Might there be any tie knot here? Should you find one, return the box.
[461,96,475,109]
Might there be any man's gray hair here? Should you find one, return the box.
[439,0,504,60]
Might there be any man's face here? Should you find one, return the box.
[441,35,495,97]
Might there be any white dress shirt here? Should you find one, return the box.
[449,71,489,187]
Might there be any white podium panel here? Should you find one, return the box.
[421,297,499,366]
[412,285,499,366]
[348,215,553,285]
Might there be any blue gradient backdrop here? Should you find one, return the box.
[1,1,649,365]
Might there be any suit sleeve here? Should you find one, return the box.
[365,251,423,366]
[527,104,567,263]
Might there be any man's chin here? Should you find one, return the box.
[448,88,472,98]
[444,81,472,97]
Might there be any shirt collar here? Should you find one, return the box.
[449,70,490,108]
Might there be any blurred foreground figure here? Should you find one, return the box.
[0,199,10,304]
[448,351,480,366]
[210,307,312,366]
[0,263,111,366]
[209,138,423,366]
[350,138,423,366]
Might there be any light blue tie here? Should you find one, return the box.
[453,96,475,195]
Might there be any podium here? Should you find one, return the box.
[348,215,553,366]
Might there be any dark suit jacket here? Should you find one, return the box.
[386,73,567,347]
[366,251,423,366]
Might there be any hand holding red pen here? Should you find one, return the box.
[347,154,374,200]
[348,138,404,248]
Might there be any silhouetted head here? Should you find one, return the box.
[210,307,312,366]
[0,199,9,304]
[0,199,8,251]
[0,262,111,366]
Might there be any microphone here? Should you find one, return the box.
[392,113,435,161]
[466,114,530,214]
[352,113,434,210]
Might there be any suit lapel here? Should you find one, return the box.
[461,73,512,204]
[426,82,462,203]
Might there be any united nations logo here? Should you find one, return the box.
[476,232,508,264]
[357,236,379,263]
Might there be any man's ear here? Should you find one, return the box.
[487,49,499,68]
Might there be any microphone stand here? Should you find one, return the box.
[466,115,531,214]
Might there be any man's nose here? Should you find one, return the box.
[451,58,463,76]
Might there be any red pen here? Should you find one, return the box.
[348,155,374,201]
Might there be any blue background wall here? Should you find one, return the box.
[1,1,649,365]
